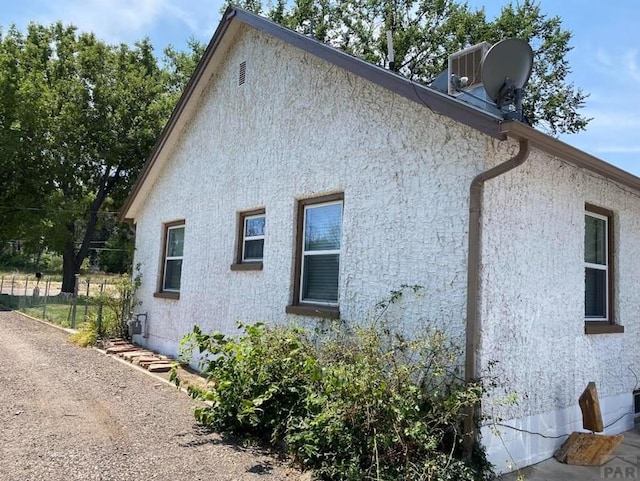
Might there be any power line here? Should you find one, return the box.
[0,206,121,215]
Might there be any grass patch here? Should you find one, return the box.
[20,303,103,328]
[2,271,142,346]
[21,305,71,327]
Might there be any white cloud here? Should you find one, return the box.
[164,2,218,40]
[594,47,613,69]
[592,46,640,83]
[28,0,219,45]
[623,49,640,82]
[55,0,165,43]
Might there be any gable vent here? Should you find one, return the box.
[238,61,246,86]
[448,41,490,95]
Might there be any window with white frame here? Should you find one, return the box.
[162,222,185,292]
[299,197,343,305]
[585,208,610,320]
[241,211,265,262]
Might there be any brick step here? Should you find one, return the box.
[121,350,155,361]
[106,345,140,355]
[103,341,176,374]
[147,362,174,373]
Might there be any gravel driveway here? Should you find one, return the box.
[0,309,303,481]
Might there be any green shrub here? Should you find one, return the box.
[94,272,141,339]
[179,322,318,442]
[176,289,492,481]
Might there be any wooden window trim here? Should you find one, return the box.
[287,192,343,317]
[230,262,263,271]
[286,304,340,319]
[156,220,185,297]
[153,291,180,300]
[584,321,624,335]
[231,208,265,271]
[584,204,622,334]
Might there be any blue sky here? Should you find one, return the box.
[1,0,638,176]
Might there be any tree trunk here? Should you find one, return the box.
[60,170,121,293]
[61,240,80,293]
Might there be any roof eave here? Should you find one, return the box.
[123,7,640,223]
[501,120,640,193]
[118,6,508,223]
[232,8,504,140]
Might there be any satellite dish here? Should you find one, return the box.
[481,38,533,107]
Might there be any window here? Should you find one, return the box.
[585,210,608,319]
[231,209,265,271]
[157,221,185,298]
[287,193,343,317]
[584,205,622,333]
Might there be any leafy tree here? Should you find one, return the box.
[0,25,55,254]
[0,23,203,290]
[227,0,588,135]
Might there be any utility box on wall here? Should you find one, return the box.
[129,313,147,336]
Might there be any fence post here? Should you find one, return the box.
[42,279,50,320]
[0,276,4,294]
[10,276,15,296]
[71,274,79,329]
[97,281,105,338]
[83,278,91,323]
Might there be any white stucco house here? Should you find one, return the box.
[120,6,640,473]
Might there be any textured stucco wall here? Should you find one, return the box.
[131,24,497,358]
[128,22,640,472]
[480,145,640,470]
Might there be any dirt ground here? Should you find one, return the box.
[0,309,305,481]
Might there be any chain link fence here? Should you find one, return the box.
[0,274,129,337]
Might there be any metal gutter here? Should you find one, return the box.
[463,139,530,457]
[501,121,640,192]
[120,6,640,225]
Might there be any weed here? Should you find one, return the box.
[68,317,99,347]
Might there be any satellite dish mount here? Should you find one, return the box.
[481,39,533,122]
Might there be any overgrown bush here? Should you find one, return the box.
[68,272,141,345]
[96,272,141,339]
[175,288,492,480]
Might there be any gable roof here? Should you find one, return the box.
[120,6,640,221]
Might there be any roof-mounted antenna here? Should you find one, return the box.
[386,30,395,71]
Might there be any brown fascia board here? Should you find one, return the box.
[119,6,505,222]
[121,6,640,223]
[501,121,640,193]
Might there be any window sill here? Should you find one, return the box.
[153,291,180,300]
[230,262,263,271]
[584,321,624,334]
[286,304,340,319]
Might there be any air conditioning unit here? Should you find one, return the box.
[448,41,491,95]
